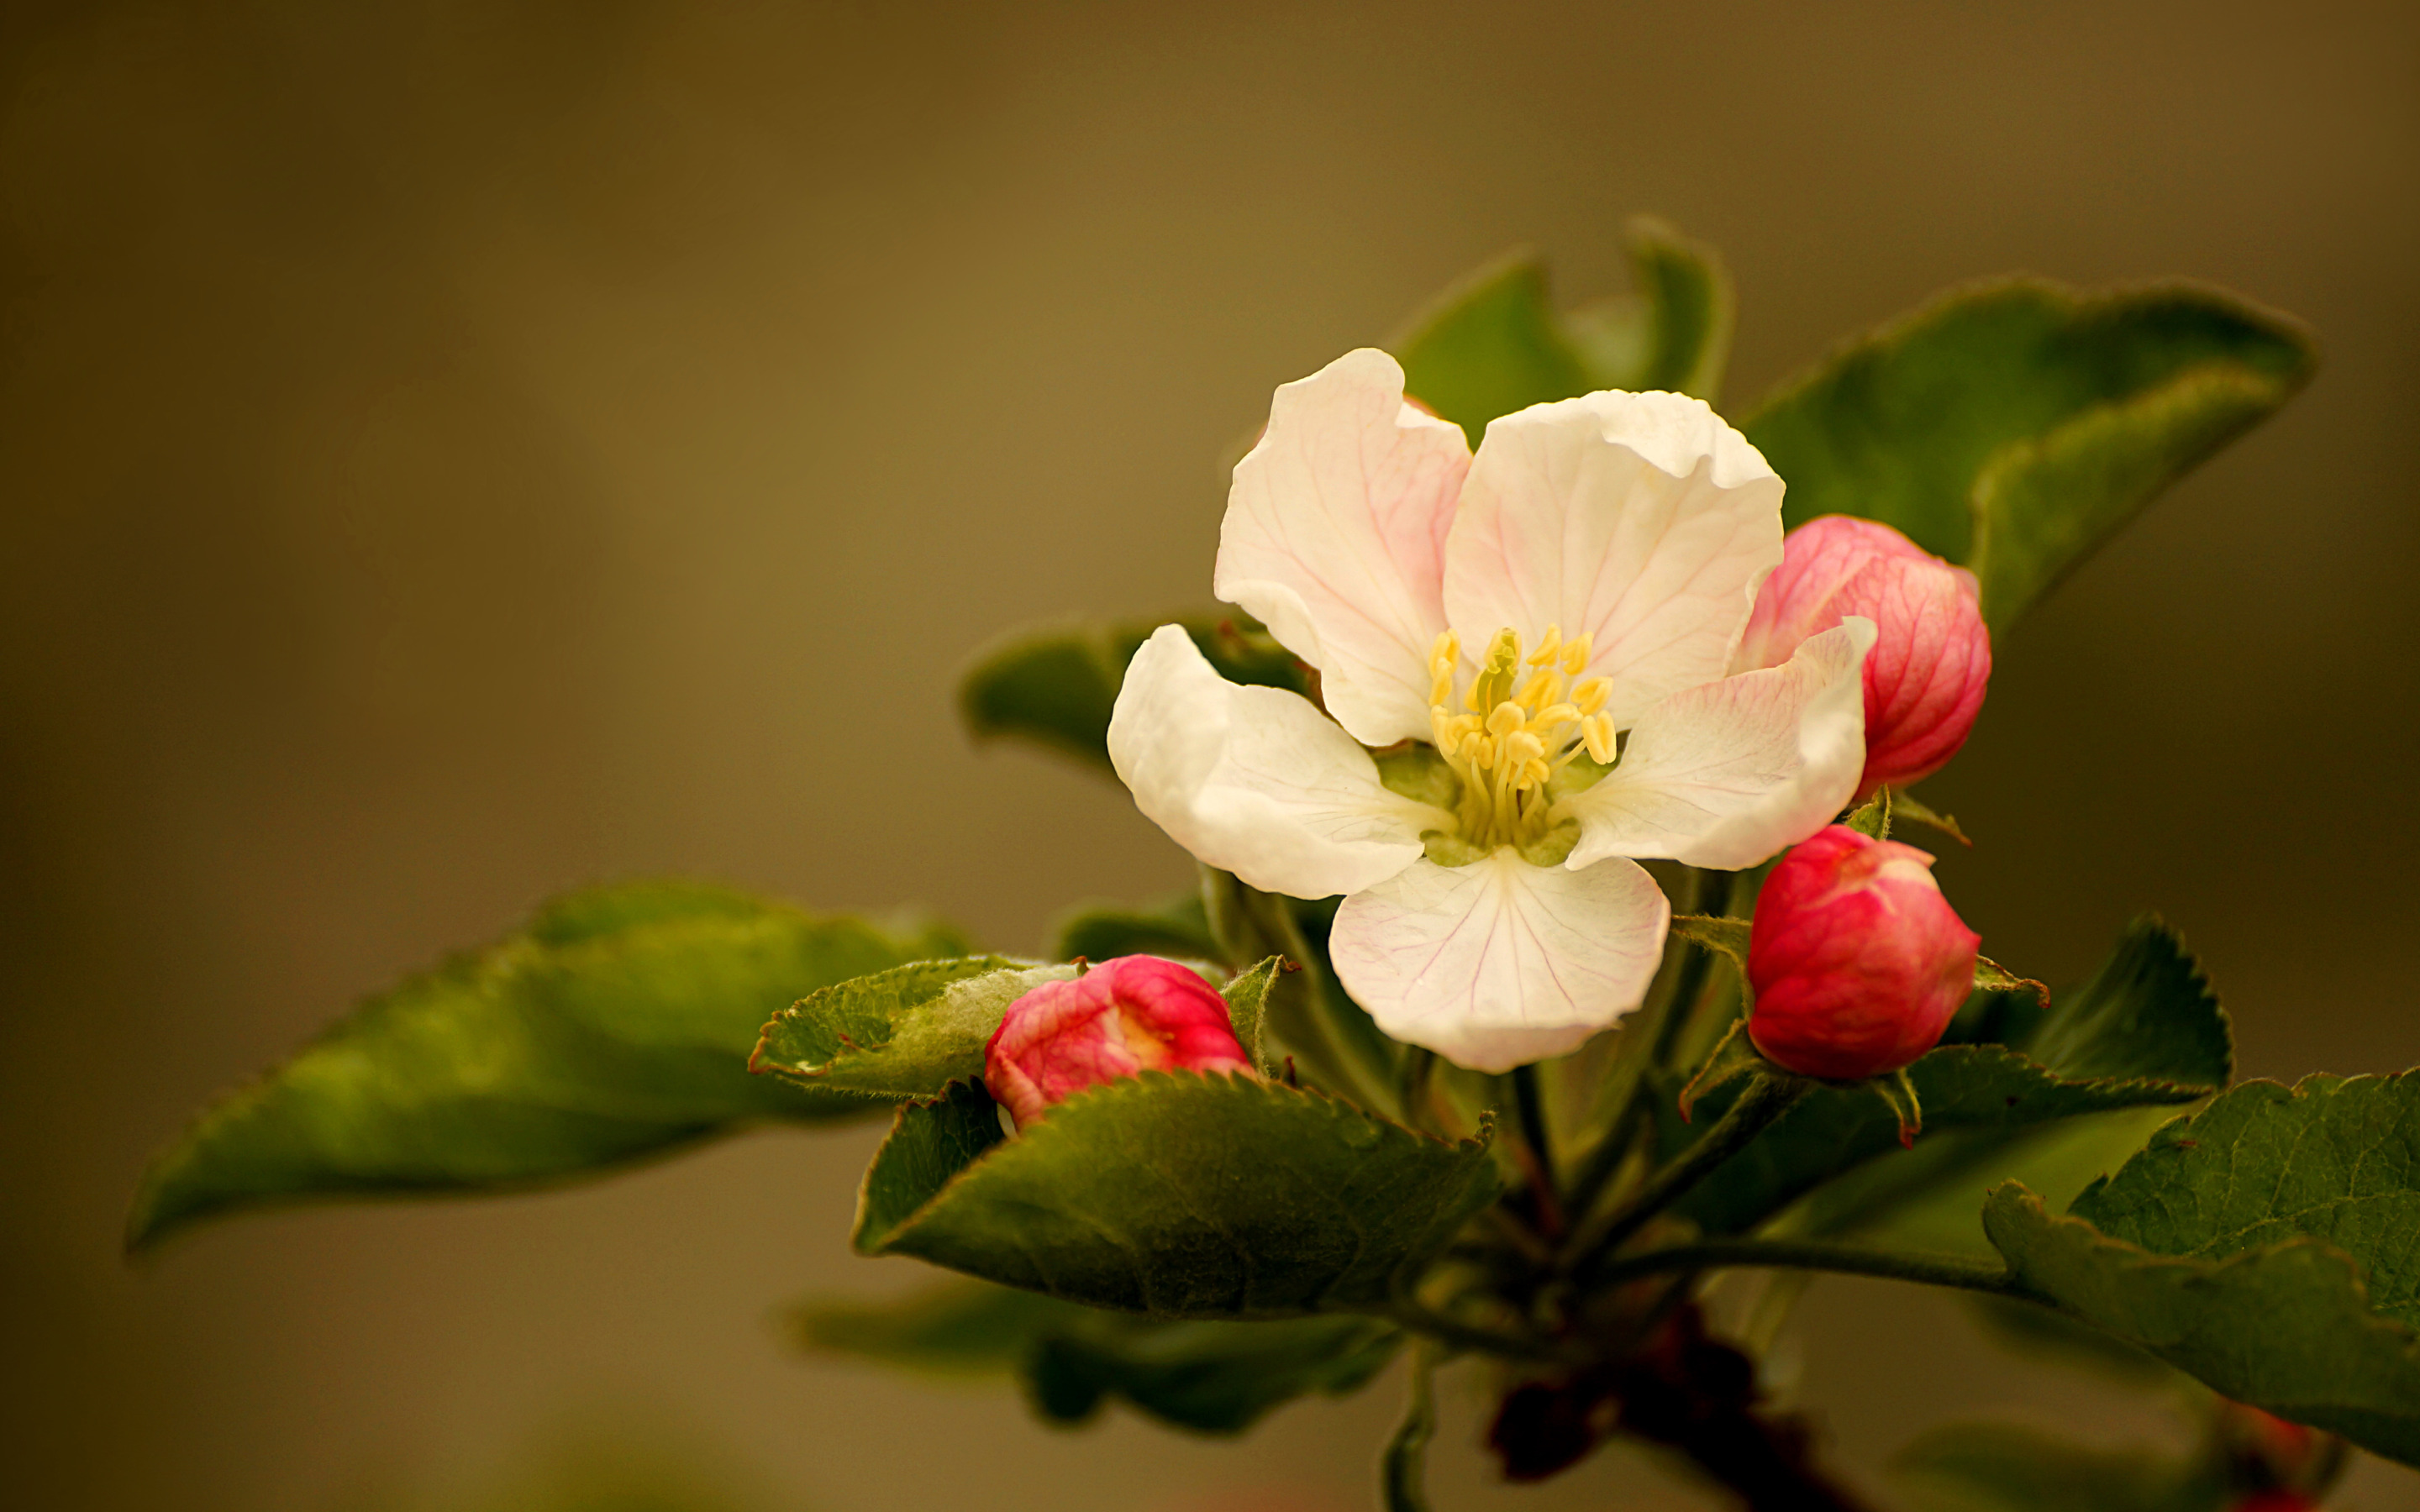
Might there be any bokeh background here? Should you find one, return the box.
[6,2,2418,1508]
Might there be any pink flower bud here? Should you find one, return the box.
[983,955,1255,1127]
[1737,515,1991,797]
[1746,825,1981,1081]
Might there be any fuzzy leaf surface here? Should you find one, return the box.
[959,616,1305,770]
[129,882,964,1252]
[1741,278,2313,627]
[1983,1073,2420,1465]
[750,958,1073,1100]
[861,1072,1499,1318]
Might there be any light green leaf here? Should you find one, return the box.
[1391,219,1735,445]
[750,958,1073,1100]
[1984,1073,2420,1465]
[1895,1420,2230,1512]
[1742,278,2314,628]
[860,1071,1500,1318]
[1050,890,1220,965]
[958,616,1305,771]
[128,882,965,1253]
[1675,919,2228,1237]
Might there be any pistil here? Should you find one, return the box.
[1426,624,1616,849]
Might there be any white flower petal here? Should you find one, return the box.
[1217,349,1473,747]
[1107,625,1442,900]
[1443,391,1784,724]
[1328,850,1670,1074]
[1557,618,1876,873]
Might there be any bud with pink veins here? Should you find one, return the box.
[983,956,1255,1128]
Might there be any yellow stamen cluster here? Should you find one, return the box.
[1426,624,1616,848]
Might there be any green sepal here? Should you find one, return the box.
[858,1071,1500,1318]
[126,881,965,1254]
[1872,1067,1924,1148]
[1741,277,2315,630]
[1891,792,1971,847]
[750,957,1074,1100]
[1221,957,1282,1074]
[1843,787,1892,838]
[1389,218,1735,446]
[1669,913,1752,974]
[1981,1073,2420,1465]
[958,615,1305,771]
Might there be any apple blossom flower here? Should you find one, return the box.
[1745,824,1980,1080]
[1106,349,1875,1073]
[983,955,1255,1127]
[1733,514,1990,797]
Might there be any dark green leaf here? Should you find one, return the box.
[750,957,1072,1100]
[1895,1420,2229,1512]
[1391,220,1735,445]
[127,883,964,1253]
[1050,890,1220,964]
[861,1071,1499,1318]
[1028,1314,1402,1434]
[1984,1073,2420,1465]
[852,1079,1007,1252]
[792,1276,1400,1435]
[1742,278,2314,628]
[958,616,1304,771]
[1673,919,2228,1236]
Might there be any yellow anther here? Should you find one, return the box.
[1429,668,1454,706]
[1469,735,1496,770]
[1503,731,1546,765]
[1534,702,1581,727]
[1516,669,1565,711]
[1572,677,1612,717]
[1526,624,1562,666]
[1521,758,1551,788]
[1582,713,1617,764]
[1486,701,1526,738]
[1560,633,1593,675]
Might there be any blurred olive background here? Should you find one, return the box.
[5,1,2418,1508]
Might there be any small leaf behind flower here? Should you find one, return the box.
[958,616,1305,771]
[1221,957,1283,1074]
[127,882,964,1254]
[750,958,1075,1100]
[857,1071,1500,1318]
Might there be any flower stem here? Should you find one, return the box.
[1565,1070,1808,1278]
[1586,1237,2037,1299]
[1510,1063,1558,1199]
[1381,1341,1440,1512]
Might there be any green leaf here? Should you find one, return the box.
[127,883,966,1253]
[958,616,1305,771]
[1673,919,2228,1237]
[1984,1073,2420,1465]
[792,1277,1401,1435]
[1050,890,1220,964]
[750,958,1074,1100]
[1026,1314,1402,1434]
[1391,219,1736,445]
[1895,1420,2230,1512]
[1742,278,2314,629]
[859,1071,1499,1318]
[851,1079,1007,1252]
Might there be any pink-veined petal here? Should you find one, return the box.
[1217,349,1472,746]
[1444,391,1783,724]
[1328,850,1670,1074]
[1557,618,1875,873]
[1107,625,1442,900]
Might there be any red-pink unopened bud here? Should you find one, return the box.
[1746,825,1981,1081]
[1737,515,1991,797]
[983,955,1255,1127]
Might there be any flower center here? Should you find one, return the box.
[1426,624,1617,849]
